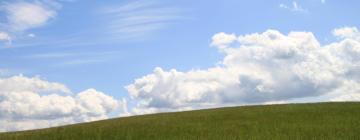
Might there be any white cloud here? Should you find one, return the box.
[0,32,11,41]
[279,1,308,13]
[0,0,64,47]
[77,89,118,120]
[330,94,360,102]
[0,75,70,93]
[126,27,360,115]
[3,2,56,31]
[333,27,360,40]
[0,75,120,132]
[211,32,237,49]
[0,32,11,46]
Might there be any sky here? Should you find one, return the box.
[0,0,360,132]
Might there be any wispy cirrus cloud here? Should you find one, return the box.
[279,1,308,13]
[24,51,121,67]
[27,51,117,59]
[99,0,186,40]
[55,58,108,67]
[3,1,187,48]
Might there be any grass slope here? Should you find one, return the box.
[1,102,360,140]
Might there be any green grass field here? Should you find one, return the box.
[1,102,360,140]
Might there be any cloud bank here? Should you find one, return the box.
[0,75,120,132]
[126,27,360,114]
[2,27,360,132]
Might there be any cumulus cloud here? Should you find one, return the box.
[0,75,119,132]
[126,27,360,115]
[333,27,360,40]
[211,32,237,49]
[0,75,70,93]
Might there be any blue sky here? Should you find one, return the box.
[1,0,360,131]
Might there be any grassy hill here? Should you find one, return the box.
[1,102,360,140]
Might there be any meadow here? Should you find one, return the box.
[1,102,360,140]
